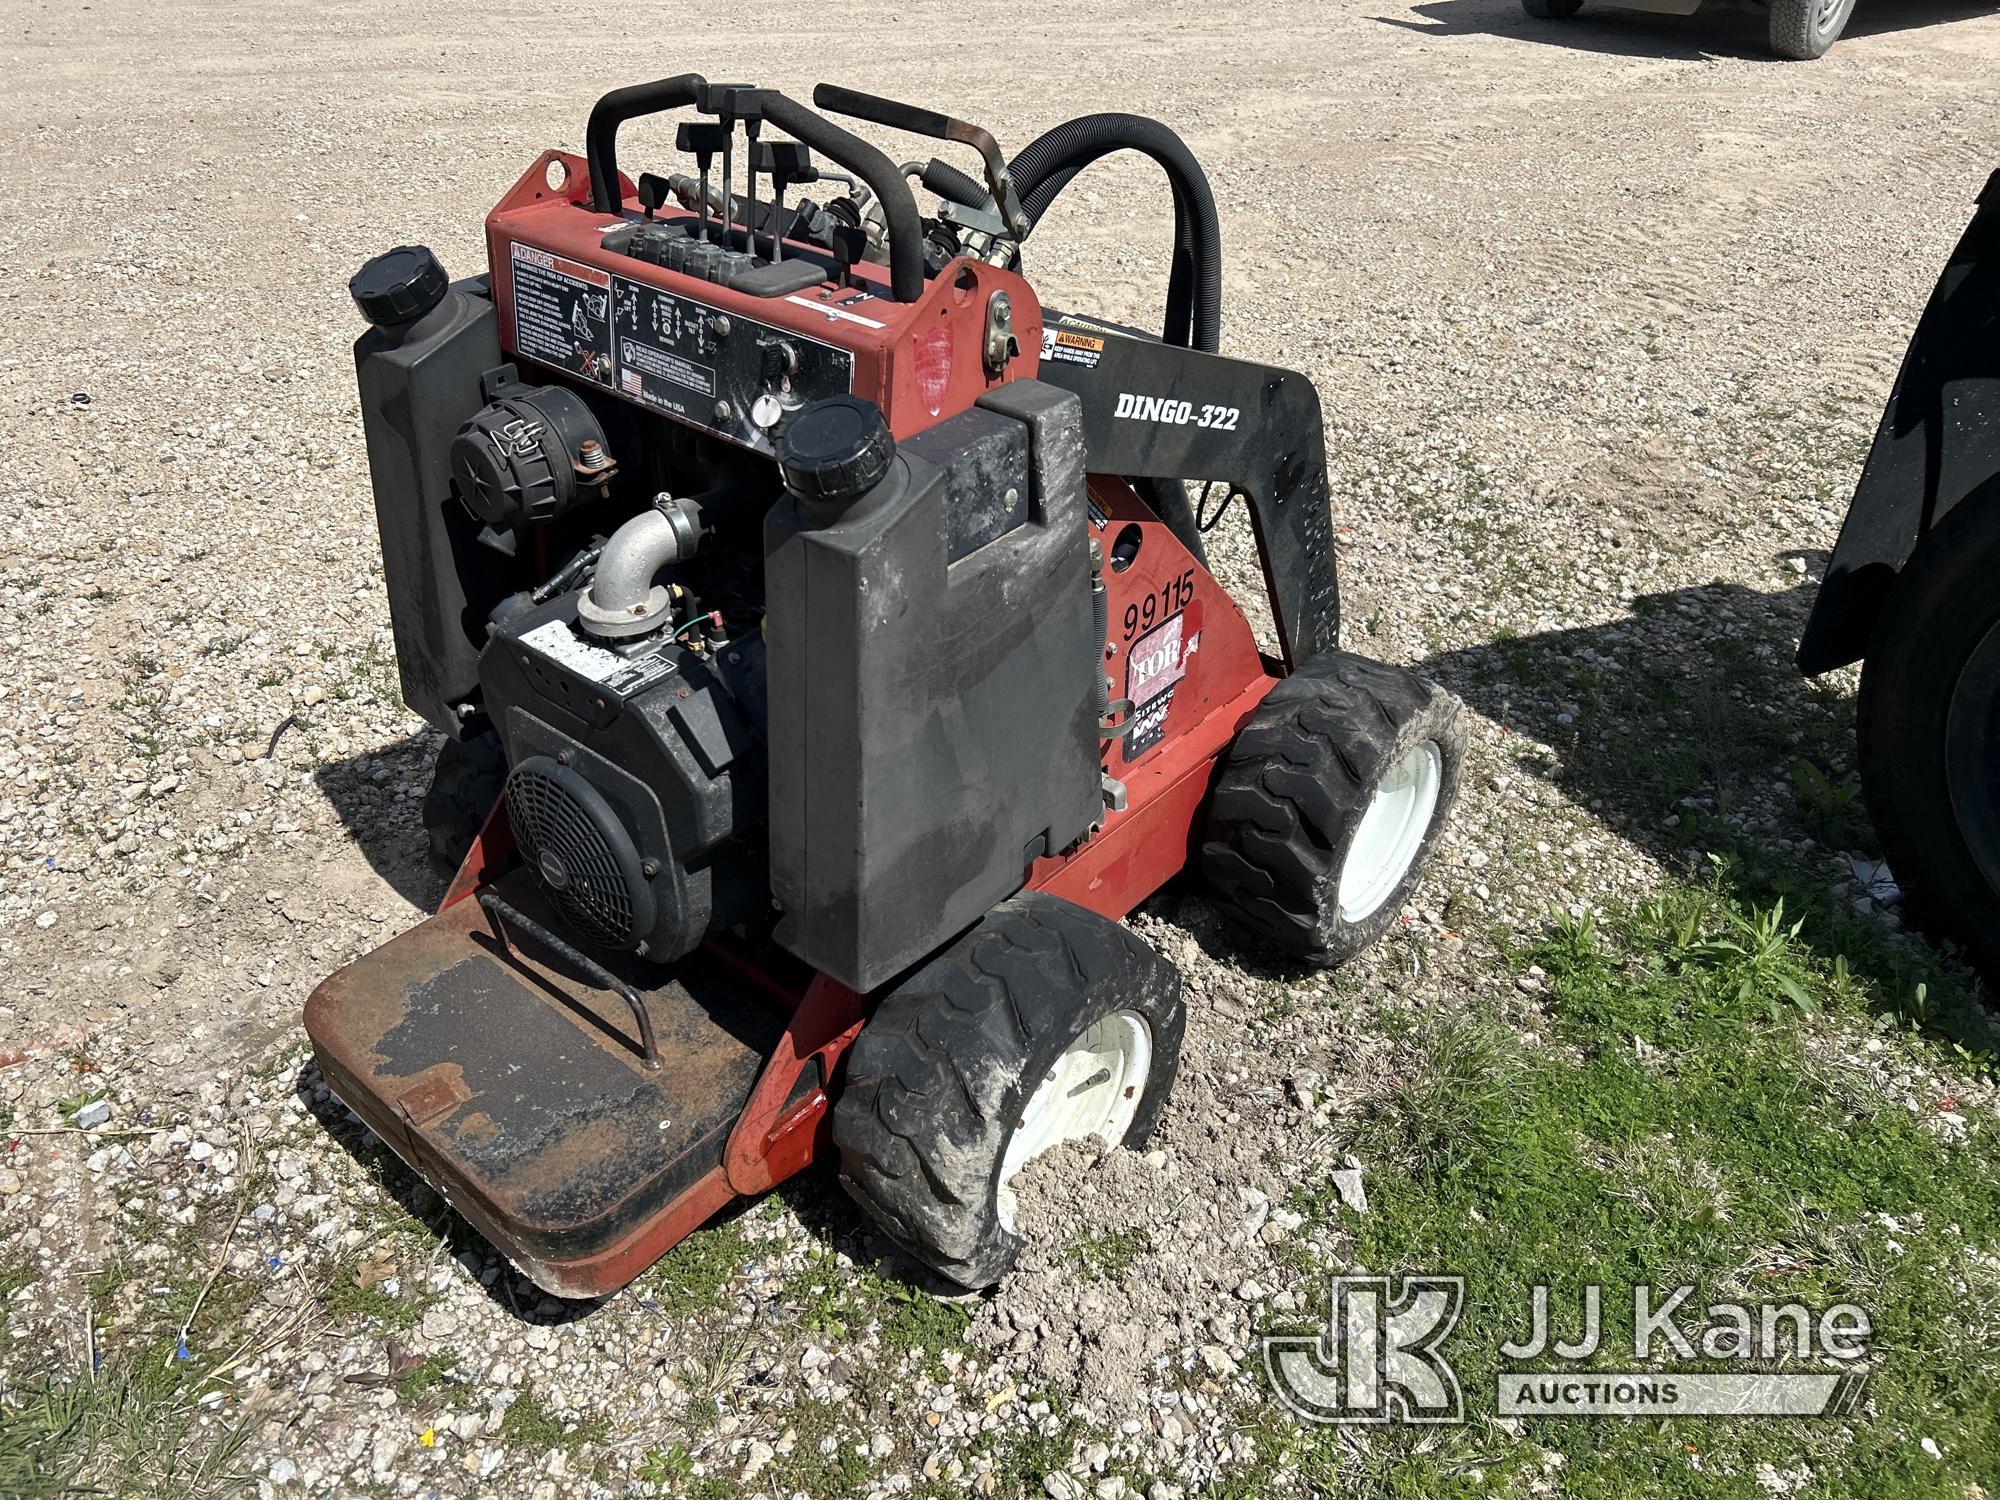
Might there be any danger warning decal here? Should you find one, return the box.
[510,243,614,388]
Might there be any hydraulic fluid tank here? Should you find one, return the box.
[352,256,512,736]
[763,381,1101,992]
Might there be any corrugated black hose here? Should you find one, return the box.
[921,116,1223,562]
[1007,112,1222,355]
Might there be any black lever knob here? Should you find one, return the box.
[828,223,867,288]
[751,141,817,192]
[697,82,763,122]
[675,121,729,172]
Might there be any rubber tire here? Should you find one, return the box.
[1767,0,1854,58]
[1523,0,1585,17]
[421,730,506,876]
[1857,500,2000,980]
[832,892,1185,1289]
[1201,652,1466,968]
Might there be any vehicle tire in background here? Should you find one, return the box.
[833,892,1185,1289]
[1202,652,1466,968]
[1522,0,1586,18]
[1857,499,2000,981]
[1767,0,1856,59]
[422,729,506,875]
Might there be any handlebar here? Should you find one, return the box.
[584,76,926,303]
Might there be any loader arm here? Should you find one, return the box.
[1033,311,1341,671]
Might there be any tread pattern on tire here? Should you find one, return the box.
[1856,499,2000,980]
[1201,651,1465,967]
[422,731,506,875]
[833,892,1184,1288]
[1768,0,1852,58]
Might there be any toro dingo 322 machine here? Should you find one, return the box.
[306,77,1467,1296]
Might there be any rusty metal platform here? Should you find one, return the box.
[304,869,785,1295]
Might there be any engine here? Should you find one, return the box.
[480,581,770,964]
[351,202,1100,990]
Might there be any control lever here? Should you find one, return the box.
[810,83,1030,242]
[696,83,764,250]
[829,222,867,289]
[636,172,670,221]
[674,122,729,242]
[750,141,817,263]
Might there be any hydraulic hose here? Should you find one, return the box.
[1089,541,1110,722]
[1006,113,1222,355]
[921,157,989,210]
[1004,115,1223,564]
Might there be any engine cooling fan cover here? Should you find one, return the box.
[505,755,656,949]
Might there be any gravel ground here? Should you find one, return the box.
[2,0,1998,1495]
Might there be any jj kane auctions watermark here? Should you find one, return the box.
[1263,1276,1872,1424]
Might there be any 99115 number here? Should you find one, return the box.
[1123,567,1197,641]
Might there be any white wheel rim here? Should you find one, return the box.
[1336,741,1444,924]
[995,1009,1153,1233]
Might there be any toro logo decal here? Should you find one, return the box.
[1125,611,1201,760]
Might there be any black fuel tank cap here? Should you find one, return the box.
[349,245,449,327]
[775,395,895,508]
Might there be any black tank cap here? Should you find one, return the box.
[350,245,449,327]
[774,395,895,507]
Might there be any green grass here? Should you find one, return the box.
[633,1215,755,1319]
[768,1213,970,1363]
[0,1217,268,1498]
[393,1353,458,1406]
[766,1397,873,1497]
[1259,875,2000,1498]
[55,1085,109,1122]
[1066,1226,1155,1283]
[0,1356,250,1499]
[0,1256,34,1302]
[498,1382,607,1455]
[964,1395,1097,1499]
[634,1439,740,1498]
[319,1270,425,1331]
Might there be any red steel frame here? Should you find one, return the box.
[368,150,1280,1293]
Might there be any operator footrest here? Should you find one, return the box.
[303,869,785,1296]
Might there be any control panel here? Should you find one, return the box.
[505,238,854,455]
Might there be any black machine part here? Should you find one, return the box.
[582,75,927,303]
[1855,497,2000,979]
[773,394,895,507]
[506,755,660,949]
[1202,653,1466,967]
[480,594,769,963]
[985,108,1227,567]
[352,266,517,738]
[450,383,613,539]
[350,245,450,328]
[763,380,1101,992]
[833,891,1186,1289]
[1031,308,1341,669]
[1798,168,2000,676]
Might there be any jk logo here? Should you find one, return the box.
[1262,1275,1466,1424]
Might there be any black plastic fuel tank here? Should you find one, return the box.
[352,267,515,736]
[762,381,1101,992]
